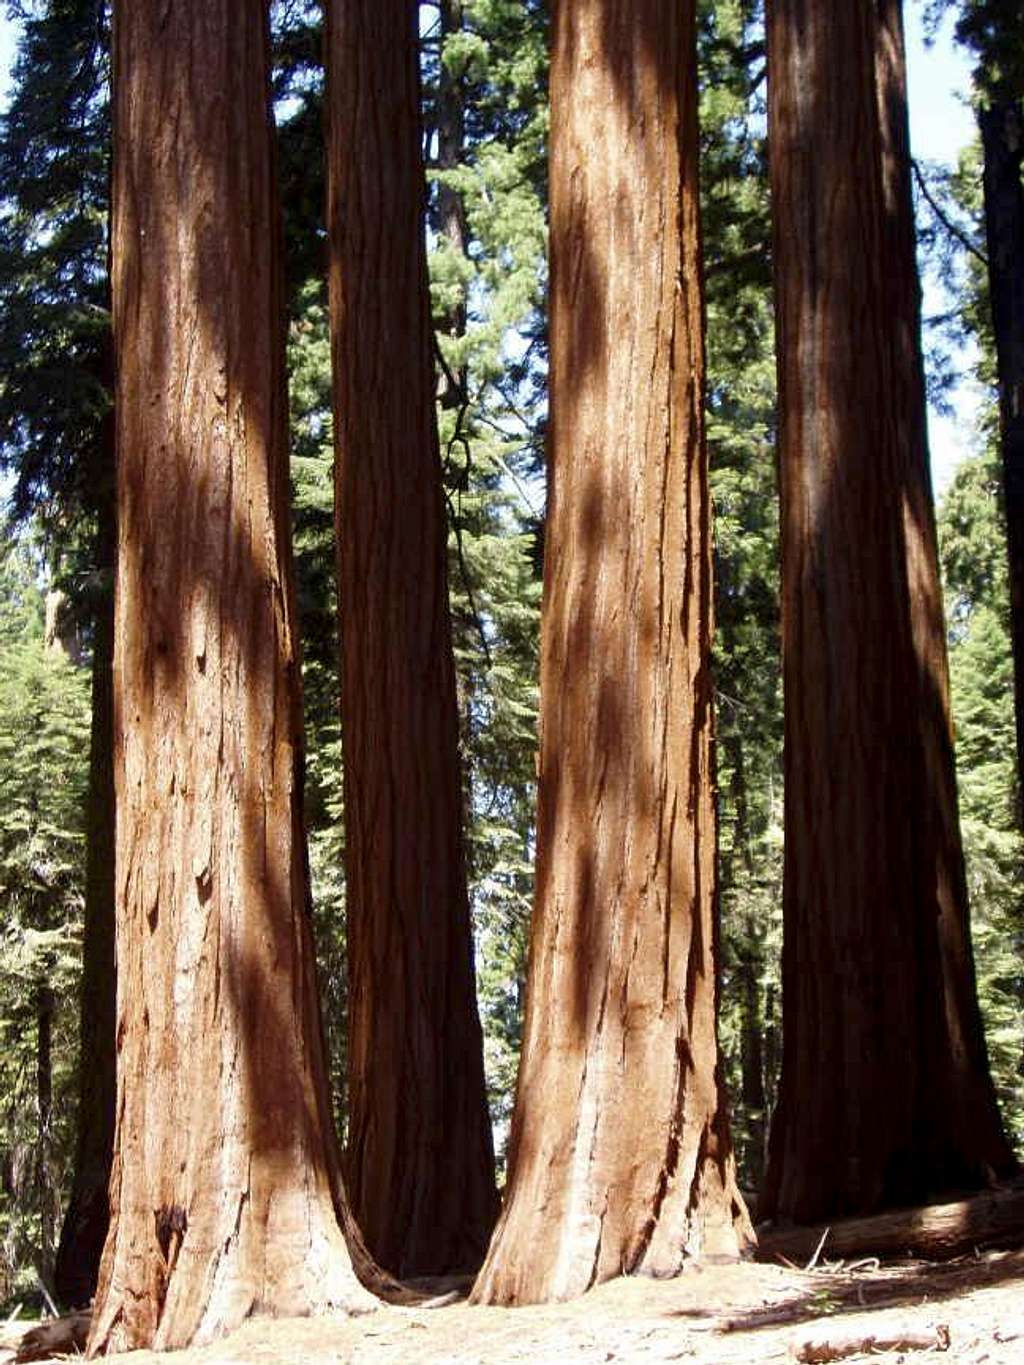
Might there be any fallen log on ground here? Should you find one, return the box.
[14,1310,90,1363]
[792,1321,950,1362]
[757,1180,1024,1264]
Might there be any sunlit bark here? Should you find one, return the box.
[88,2,377,1349]
[472,0,751,1306]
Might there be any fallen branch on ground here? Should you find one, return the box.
[792,1321,950,1362]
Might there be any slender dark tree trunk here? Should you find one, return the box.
[739,953,766,1182]
[471,0,751,1307]
[88,2,378,1350]
[324,0,498,1278]
[35,982,55,1282]
[55,408,116,1310]
[437,0,468,406]
[979,93,1024,812]
[760,0,1016,1227]
[725,737,767,1185]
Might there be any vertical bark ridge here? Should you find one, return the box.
[88,3,377,1352]
[471,0,751,1307]
[324,0,498,1278]
[760,0,1015,1227]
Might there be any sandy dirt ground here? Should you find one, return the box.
[3,1248,1024,1364]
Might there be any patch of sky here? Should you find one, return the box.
[0,10,12,517]
[905,0,985,495]
[0,12,13,112]
[0,3,990,501]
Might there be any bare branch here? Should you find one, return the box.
[912,158,989,269]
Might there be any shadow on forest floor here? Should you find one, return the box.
[4,1250,1024,1363]
[712,1244,1024,1335]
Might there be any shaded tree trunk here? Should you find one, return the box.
[979,93,1024,813]
[471,0,752,1307]
[324,0,498,1278]
[35,982,55,1284]
[55,409,116,1311]
[87,2,377,1351]
[760,0,1016,1227]
[739,954,766,1184]
[726,735,768,1187]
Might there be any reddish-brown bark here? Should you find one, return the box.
[324,0,498,1277]
[471,0,752,1306]
[87,2,377,1351]
[760,0,1016,1226]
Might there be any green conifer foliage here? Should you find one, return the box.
[422,0,547,1154]
[0,0,110,543]
[699,0,784,1192]
[912,36,1023,1153]
[940,450,1024,1147]
[284,282,348,1126]
[0,544,90,1300]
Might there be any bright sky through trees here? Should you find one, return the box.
[905,0,984,493]
[0,4,986,494]
[0,18,11,108]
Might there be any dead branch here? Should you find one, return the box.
[792,1321,950,1362]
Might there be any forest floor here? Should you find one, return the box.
[3,1247,1024,1364]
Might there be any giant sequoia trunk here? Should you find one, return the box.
[471,0,751,1307]
[88,2,377,1351]
[760,0,1016,1226]
[979,93,1024,809]
[324,0,498,1277]
[54,438,116,1309]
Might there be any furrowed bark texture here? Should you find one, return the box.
[471,0,752,1307]
[55,437,116,1309]
[325,0,498,1277]
[979,94,1024,806]
[88,2,377,1351]
[761,0,1015,1226]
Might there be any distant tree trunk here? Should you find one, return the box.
[760,0,1016,1227]
[433,0,475,804]
[726,735,768,1186]
[437,0,468,406]
[739,955,766,1181]
[87,1,377,1351]
[55,409,116,1310]
[43,591,81,663]
[35,982,55,1282]
[324,0,498,1278]
[979,92,1024,813]
[471,0,752,1307]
